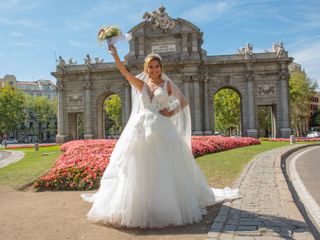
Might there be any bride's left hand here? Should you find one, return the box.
[159,109,172,117]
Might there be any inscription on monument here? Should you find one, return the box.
[151,40,176,53]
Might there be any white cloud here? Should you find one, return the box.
[11,41,31,47]
[0,0,41,12]
[10,31,23,37]
[181,1,236,22]
[68,40,85,47]
[291,41,320,82]
[303,13,320,31]
[0,17,39,28]
[85,2,130,18]
[65,20,94,31]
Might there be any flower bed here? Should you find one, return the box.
[33,140,116,191]
[34,136,260,191]
[192,136,260,157]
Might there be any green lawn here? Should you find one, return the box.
[0,146,61,189]
[0,141,299,190]
[196,141,290,188]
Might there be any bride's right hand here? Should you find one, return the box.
[108,44,117,56]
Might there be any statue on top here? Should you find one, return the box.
[143,5,175,32]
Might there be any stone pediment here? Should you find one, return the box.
[126,5,204,64]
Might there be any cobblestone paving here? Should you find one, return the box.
[208,145,315,240]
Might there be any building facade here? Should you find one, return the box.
[0,75,57,143]
[288,62,320,134]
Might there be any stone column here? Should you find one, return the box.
[183,76,190,104]
[191,33,198,52]
[124,84,131,125]
[193,76,203,135]
[83,80,94,139]
[279,71,291,138]
[138,37,145,61]
[246,72,258,138]
[203,76,212,135]
[181,33,189,57]
[183,76,194,130]
[55,81,68,143]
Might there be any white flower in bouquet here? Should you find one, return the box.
[97,25,131,45]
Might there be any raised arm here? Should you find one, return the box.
[109,44,144,91]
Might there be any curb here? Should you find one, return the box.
[208,144,316,240]
[0,150,25,168]
[281,144,320,239]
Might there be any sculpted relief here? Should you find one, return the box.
[256,84,276,95]
[143,5,175,32]
[67,94,83,104]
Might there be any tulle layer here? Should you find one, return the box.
[82,113,239,228]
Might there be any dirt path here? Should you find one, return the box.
[0,186,221,240]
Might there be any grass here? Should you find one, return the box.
[0,140,314,190]
[196,141,290,188]
[0,146,61,189]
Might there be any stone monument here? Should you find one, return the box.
[52,6,292,143]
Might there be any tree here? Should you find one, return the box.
[214,89,241,136]
[0,85,25,136]
[289,71,316,136]
[104,94,122,135]
[310,108,320,129]
[258,106,272,137]
[24,95,57,142]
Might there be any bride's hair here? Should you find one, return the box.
[144,53,164,73]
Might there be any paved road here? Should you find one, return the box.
[295,146,320,208]
[0,150,25,169]
[0,151,11,161]
[288,145,320,234]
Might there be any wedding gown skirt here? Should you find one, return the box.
[81,82,239,228]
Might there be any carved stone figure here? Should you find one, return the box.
[95,57,104,63]
[56,56,66,72]
[272,42,285,58]
[68,57,77,65]
[84,54,92,68]
[237,43,253,56]
[143,5,175,32]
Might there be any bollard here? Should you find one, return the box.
[34,143,39,151]
[290,135,296,144]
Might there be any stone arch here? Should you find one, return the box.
[208,77,245,136]
[95,86,127,139]
[212,86,243,136]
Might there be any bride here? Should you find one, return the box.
[81,44,239,228]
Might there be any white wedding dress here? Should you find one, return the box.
[81,78,239,228]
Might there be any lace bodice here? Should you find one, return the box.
[141,81,169,111]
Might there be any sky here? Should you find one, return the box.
[0,0,319,87]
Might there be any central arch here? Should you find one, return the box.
[213,87,242,136]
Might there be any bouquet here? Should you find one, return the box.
[97,26,131,45]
